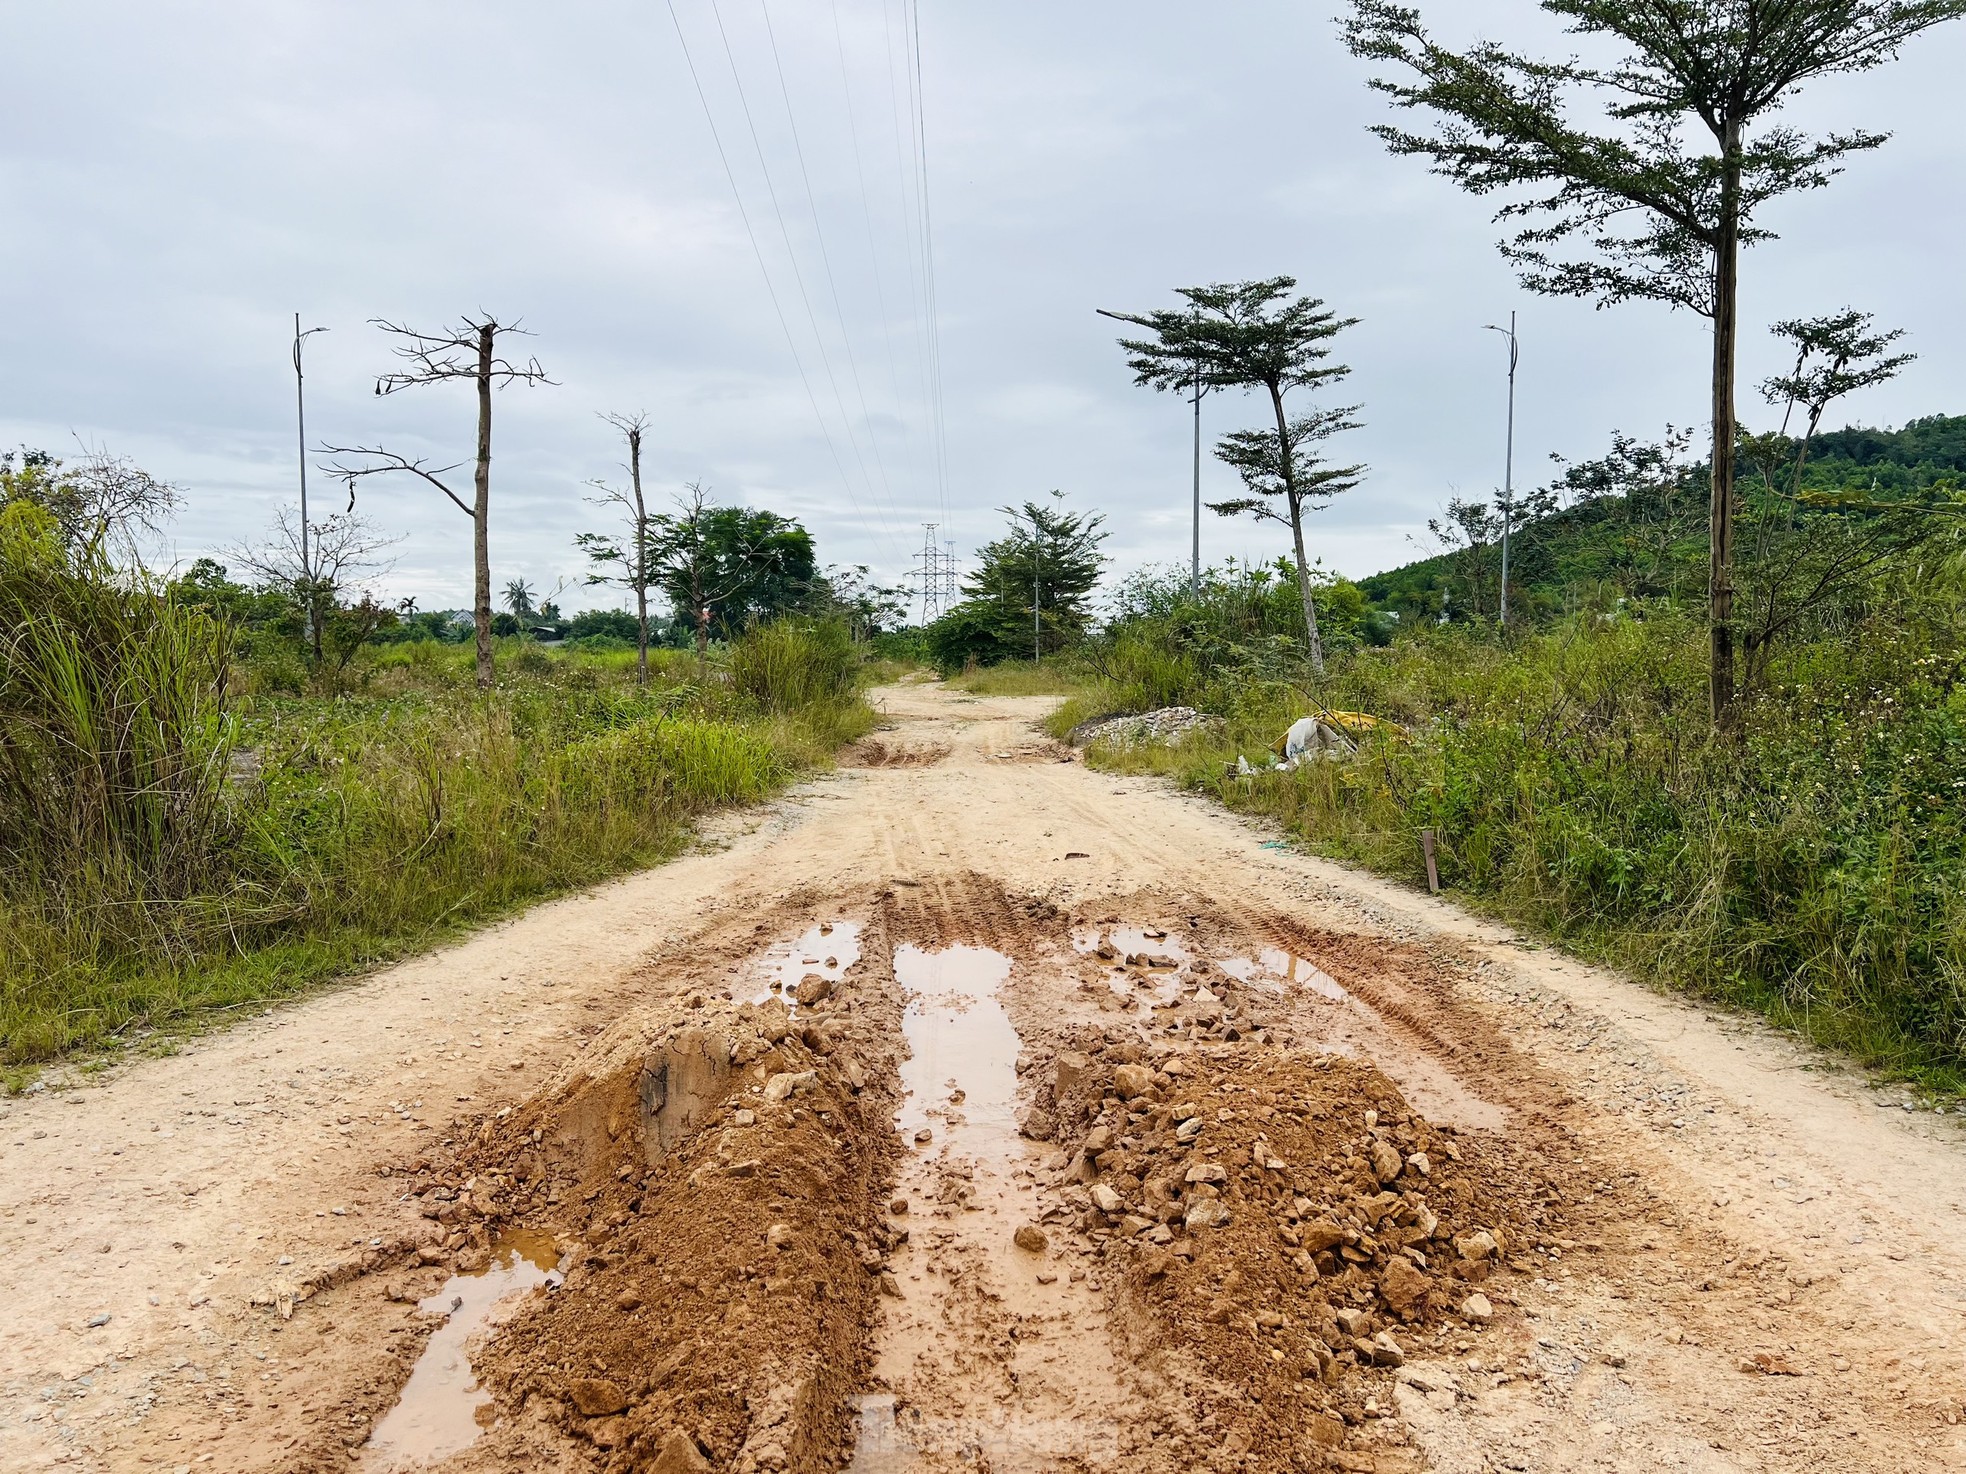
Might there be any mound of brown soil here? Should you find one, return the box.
[435,967,903,1471]
[1040,1038,1567,1471]
[843,738,950,767]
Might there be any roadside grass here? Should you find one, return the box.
[1045,614,1966,1097]
[947,659,1086,696]
[0,621,877,1078]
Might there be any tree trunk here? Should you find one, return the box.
[1269,382,1325,672]
[1708,115,1743,732]
[693,550,709,672]
[629,425,649,686]
[471,323,496,690]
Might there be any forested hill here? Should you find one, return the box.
[1358,413,1965,622]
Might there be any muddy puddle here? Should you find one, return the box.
[362,1230,564,1470]
[1074,925,1189,1007]
[851,942,1129,1470]
[1219,946,1349,1002]
[750,920,863,1008]
[893,943,1017,1151]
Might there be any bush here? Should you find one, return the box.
[1073,603,1966,1089]
[922,603,1022,673]
[0,503,236,899]
[569,608,641,642]
[728,619,857,712]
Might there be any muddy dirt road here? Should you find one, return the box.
[4,680,1965,1473]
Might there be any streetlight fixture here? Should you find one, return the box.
[1482,312,1519,627]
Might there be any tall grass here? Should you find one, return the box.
[945,659,1087,697]
[0,592,879,1071]
[0,503,236,897]
[1061,604,1966,1091]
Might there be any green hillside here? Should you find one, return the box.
[1360,414,1966,622]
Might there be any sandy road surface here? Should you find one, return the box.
[2,680,1964,1473]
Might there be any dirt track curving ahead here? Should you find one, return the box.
[3,680,1965,1473]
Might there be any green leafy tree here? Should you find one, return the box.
[1736,310,1923,691]
[0,447,181,562]
[646,483,816,661]
[1105,280,1359,671]
[1210,404,1367,657]
[1341,0,1966,726]
[953,496,1108,663]
[806,564,911,643]
[502,578,537,622]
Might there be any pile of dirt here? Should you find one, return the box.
[1070,706,1223,750]
[1027,1031,1569,1472]
[843,737,951,767]
[420,945,904,1472]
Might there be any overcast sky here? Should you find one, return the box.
[3,2,1961,615]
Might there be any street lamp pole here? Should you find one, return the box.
[1483,312,1519,627]
[1189,349,1206,600]
[292,314,329,647]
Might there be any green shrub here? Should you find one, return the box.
[728,619,857,712]
[1077,599,1966,1090]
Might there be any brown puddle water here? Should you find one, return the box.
[750,920,863,1008]
[362,1230,564,1471]
[1073,925,1189,1007]
[1218,947,1349,1002]
[892,943,1017,1151]
[849,945,1128,1470]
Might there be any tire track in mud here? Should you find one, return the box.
[32,684,1963,1474]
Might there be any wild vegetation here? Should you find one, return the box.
[1019,415,1966,1089]
[0,451,882,1077]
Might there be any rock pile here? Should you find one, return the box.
[1070,707,1224,751]
[1025,1028,1559,1469]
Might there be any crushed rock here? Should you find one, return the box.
[1070,707,1224,750]
[1023,1017,1566,1472]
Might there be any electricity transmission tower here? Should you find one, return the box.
[913,524,946,624]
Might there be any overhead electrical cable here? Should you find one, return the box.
[829,0,918,492]
[904,0,952,531]
[756,0,906,533]
[879,0,940,516]
[663,0,897,563]
[703,0,894,553]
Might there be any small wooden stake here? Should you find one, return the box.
[1420,828,1440,894]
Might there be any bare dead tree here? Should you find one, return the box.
[574,412,655,684]
[231,507,398,666]
[321,316,553,688]
[0,442,183,563]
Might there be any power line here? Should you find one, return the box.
[879,0,940,521]
[829,0,917,493]
[663,0,898,564]
[701,0,897,560]
[904,0,952,533]
[756,0,905,532]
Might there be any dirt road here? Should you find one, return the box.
[3,679,1964,1473]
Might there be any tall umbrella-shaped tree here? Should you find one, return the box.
[1341,0,1966,727]
[1106,280,1359,671]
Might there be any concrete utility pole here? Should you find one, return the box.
[1097,305,1211,600]
[1189,347,1209,600]
[291,314,328,647]
[1483,312,1519,626]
